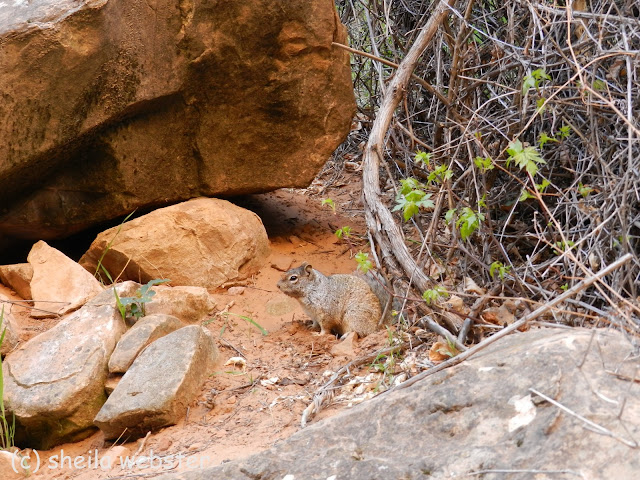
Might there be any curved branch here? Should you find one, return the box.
[362,0,458,293]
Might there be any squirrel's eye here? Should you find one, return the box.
[289,275,298,281]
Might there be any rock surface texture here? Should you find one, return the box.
[94,325,218,439]
[0,0,355,242]
[28,241,104,317]
[156,328,640,480]
[2,295,126,449]
[0,263,32,300]
[108,314,184,373]
[80,198,270,289]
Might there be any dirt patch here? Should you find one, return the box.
[1,176,400,479]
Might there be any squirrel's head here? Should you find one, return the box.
[277,262,315,297]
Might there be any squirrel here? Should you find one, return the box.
[277,262,383,337]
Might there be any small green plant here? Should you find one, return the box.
[456,207,485,240]
[535,97,547,114]
[414,150,432,166]
[422,285,448,305]
[522,68,551,95]
[557,125,571,139]
[554,240,575,253]
[335,226,352,239]
[489,261,511,280]
[578,183,594,198]
[116,279,170,320]
[321,198,336,213]
[474,156,494,173]
[355,251,373,273]
[507,139,546,176]
[538,132,558,148]
[0,307,16,450]
[427,164,453,184]
[393,177,435,221]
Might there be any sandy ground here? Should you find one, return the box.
[1,175,395,479]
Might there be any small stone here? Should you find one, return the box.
[227,395,237,405]
[146,286,216,324]
[227,286,246,296]
[265,296,298,316]
[188,443,203,451]
[155,437,173,452]
[330,332,357,358]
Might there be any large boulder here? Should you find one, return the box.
[156,328,640,479]
[0,0,355,242]
[2,294,127,449]
[94,325,218,439]
[79,197,270,289]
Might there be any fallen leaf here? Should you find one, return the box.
[464,277,486,295]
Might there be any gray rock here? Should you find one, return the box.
[108,314,184,373]
[0,0,354,242]
[2,296,126,449]
[155,328,640,479]
[94,325,218,439]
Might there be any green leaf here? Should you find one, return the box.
[522,74,536,95]
[519,189,534,202]
[474,156,494,172]
[557,125,571,139]
[507,139,545,176]
[578,183,594,198]
[536,179,550,193]
[456,207,485,240]
[414,151,432,166]
[445,209,456,224]
[538,132,558,148]
[399,177,422,195]
[321,198,336,213]
[422,286,448,305]
[355,251,372,273]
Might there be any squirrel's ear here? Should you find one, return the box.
[304,263,314,275]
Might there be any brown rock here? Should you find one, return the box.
[146,285,216,324]
[28,241,104,317]
[0,263,33,300]
[0,0,355,242]
[80,198,269,289]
